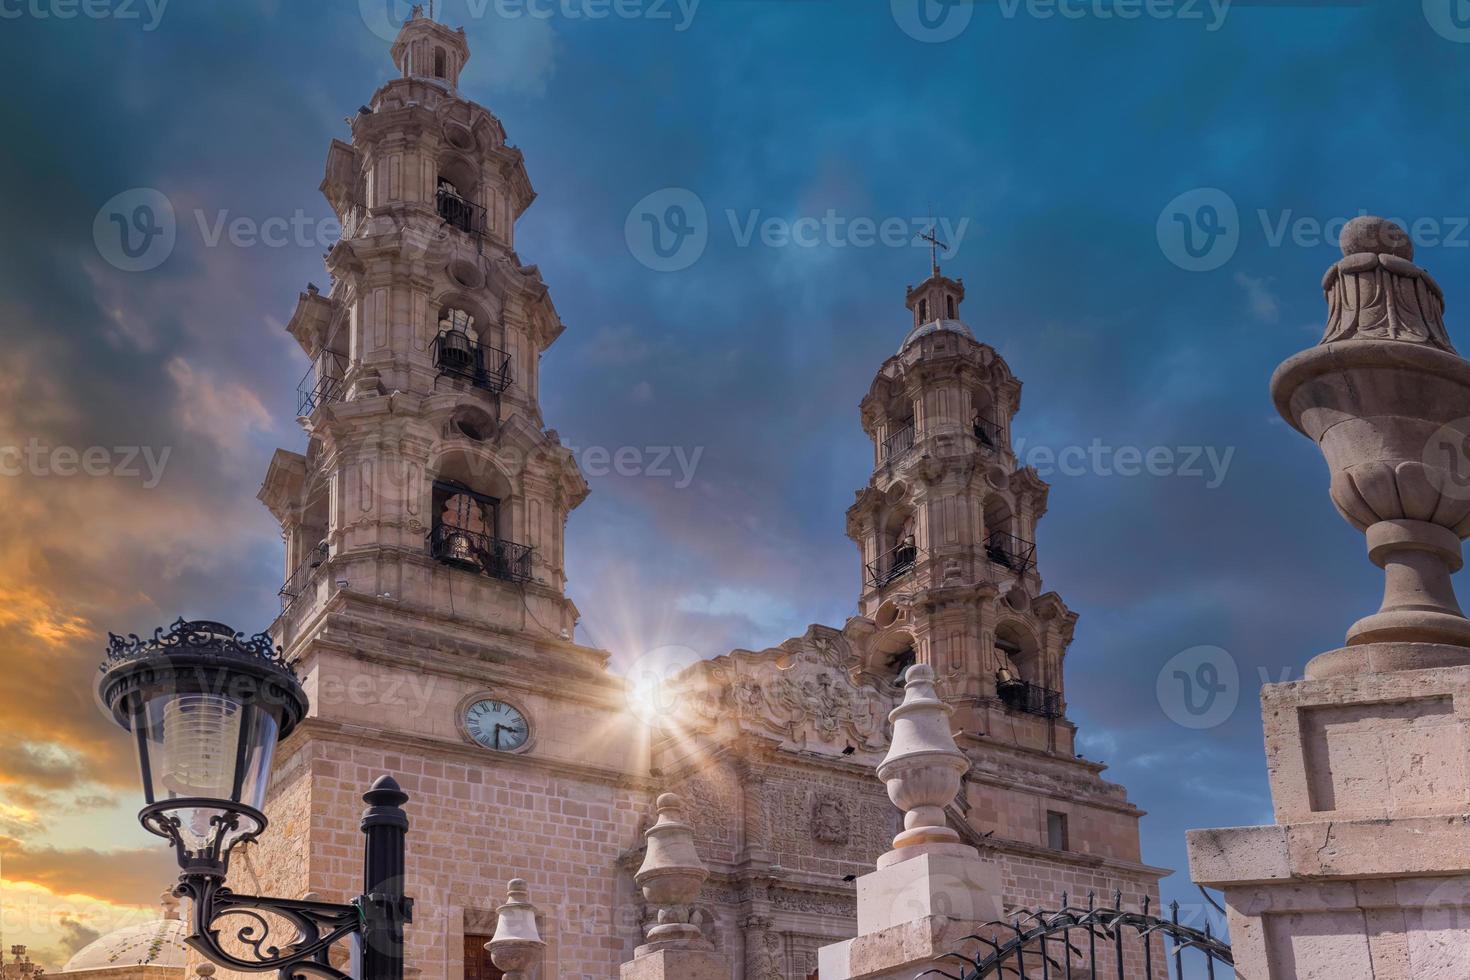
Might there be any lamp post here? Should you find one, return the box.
[97,619,413,980]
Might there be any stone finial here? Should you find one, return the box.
[193,965,215,980]
[1273,214,1470,676]
[1321,216,1454,352]
[633,793,710,953]
[875,664,970,852]
[488,879,545,980]
[159,890,181,921]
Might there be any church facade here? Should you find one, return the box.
[217,8,1169,980]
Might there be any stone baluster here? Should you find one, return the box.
[621,793,731,980]
[817,664,1002,980]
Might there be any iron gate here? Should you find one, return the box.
[919,891,1234,980]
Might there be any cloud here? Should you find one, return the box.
[1235,272,1281,323]
[0,837,175,909]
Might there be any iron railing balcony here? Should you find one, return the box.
[436,187,486,238]
[433,329,512,394]
[997,678,1063,719]
[882,422,916,463]
[427,523,533,584]
[973,413,1003,454]
[296,351,348,417]
[278,541,328,611]
[866,539,919,589]
[985,529,1036,574]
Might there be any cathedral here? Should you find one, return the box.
[66,8,1163,980]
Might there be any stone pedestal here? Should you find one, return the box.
[820,844,1004,980]
[618,948,731,980]
[1189,665,1470,979]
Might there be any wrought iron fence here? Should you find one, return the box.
[884,422,917,462]
[427,523,533,584]
[919,892,1233,980]
[437,187,487,237]
[433,329,512,394]
[997,679,1063,720]
[866,539,919,589]
[296,351,348,417]
[985,530,1036,575]
[278,542,328,611]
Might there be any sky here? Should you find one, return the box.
[0,0,1468,969]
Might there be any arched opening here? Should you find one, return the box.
[917,298,929,323]
[435,156,484,237]
[867,505,918,589]
[983,495,1013,541]
[984,495,1035,574]
[874,628,918,688]
[427,452,528,583]
[433,304,511,394]
[946,295,956,319]
[972,388,1000,452]
[433,47,447,79]
[994,621,1058,717]
[281,486,330,610]
[885,506,917,574]
[882,396,916,462]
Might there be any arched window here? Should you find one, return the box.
[887,645,917,687]
[917,298,929,323]
[433,47,448,79]
[946,295,956,319]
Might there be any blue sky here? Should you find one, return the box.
[1,0,1468,963]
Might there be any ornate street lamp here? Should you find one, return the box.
[98,619,413,980]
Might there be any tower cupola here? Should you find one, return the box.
[901,231,969,348]
[390,5,470,91]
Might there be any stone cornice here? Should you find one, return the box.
[285,718,657,793]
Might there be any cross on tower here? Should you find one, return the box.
[920,222,947,277]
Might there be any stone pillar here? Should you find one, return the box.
[1188,216,1470,980]
[620,793,731,980]
[488,879,545,980]
[818,664,1003,980]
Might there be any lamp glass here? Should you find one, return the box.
[135,691,279,852]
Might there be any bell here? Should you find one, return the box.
[443,529,481,570]
[996,666,1024,695]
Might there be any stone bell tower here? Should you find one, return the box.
[845,256,1079,756]
[249,9,649,979]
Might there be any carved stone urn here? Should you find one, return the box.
[875,663,970,850]
[633,793,711,952]
[1271,216,1470,677]
[488,879,545,980]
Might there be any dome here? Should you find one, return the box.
[61,897,190,973]
[899,318,975,353]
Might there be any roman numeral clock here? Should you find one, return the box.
[463,698,532,753]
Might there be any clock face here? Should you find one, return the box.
[464,699,530,752]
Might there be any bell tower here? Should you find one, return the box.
[259,4,587,646]
[846,259,1079,755]
[248,10,648,978]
